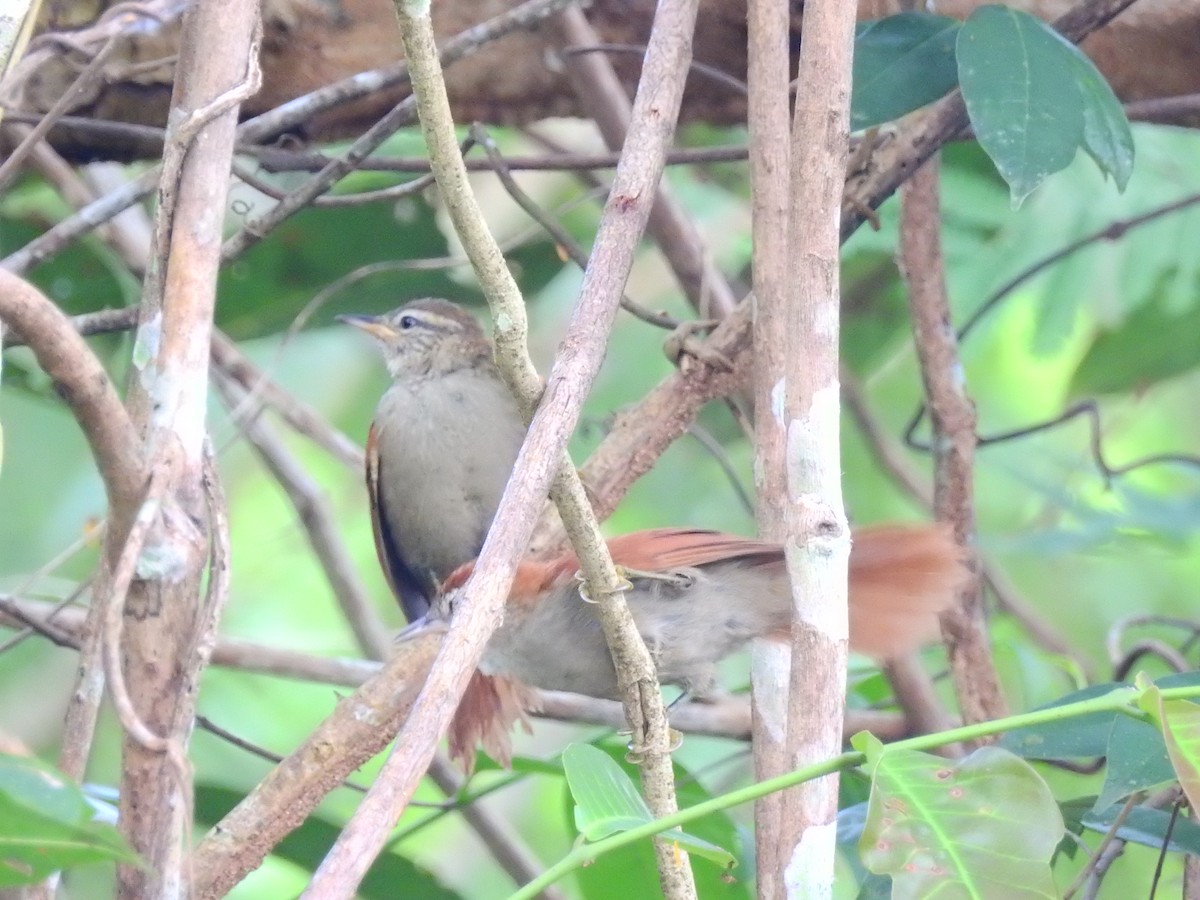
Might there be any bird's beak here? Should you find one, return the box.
[336,313,395,341]
[394,615,449,645]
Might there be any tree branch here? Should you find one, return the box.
[900,160,1007,728]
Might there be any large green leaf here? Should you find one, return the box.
[958,6,1084,206]
[0,755,137,886]
[856,736,1063,899]
[852,13,961,130]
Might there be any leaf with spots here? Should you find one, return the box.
[854,734,1064,899]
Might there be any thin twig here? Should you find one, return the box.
[1,592,907,740]
[551,6,740,319]
[471,125,680,330]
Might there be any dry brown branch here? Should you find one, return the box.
[745,0,794,885]
[775,0,857,888]
[900,160,1006,730]
[109,0,262,892]
[192,628,444,899]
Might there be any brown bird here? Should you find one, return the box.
[434,523,967,768]
[343,300,965,769]
[339,298,526,623]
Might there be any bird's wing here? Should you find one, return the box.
[367,421,436,622]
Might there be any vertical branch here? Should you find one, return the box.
[900,160,1007,727]
[780,0,857,894]
[111,0,262,894]
[745,0,794,892]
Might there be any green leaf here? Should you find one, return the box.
[0,755,137,886]
[1048,29,1134,190]
[1069,287,1200,395]
[561,744,736,869]
[1138,683,1200,812]
[563,743,655,841]
[958,5,1084,205]
[852,13,961,130]
[1094,714,1173,812]
[1000,683,1131,759]
[1083,804,1200,856]
[859,744,1063,899]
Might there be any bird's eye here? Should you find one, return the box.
[398,314,417,330]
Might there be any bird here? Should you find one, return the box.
[339,298,527,623]
[343,299,967,770]
[431,522,967,768]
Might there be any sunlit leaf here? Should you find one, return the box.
[857,736,1063,899]
[561,744,736,872]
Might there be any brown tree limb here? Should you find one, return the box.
[900,159,1006,729]
[111,0,262,893]
[192,629,444,899]
[777,0,857,889]
[745,0,794,887]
